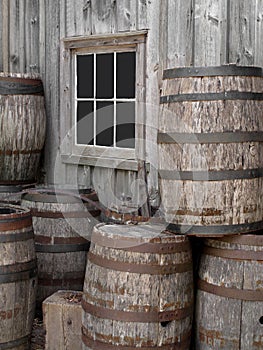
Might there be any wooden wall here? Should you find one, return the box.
[1,0,263,210]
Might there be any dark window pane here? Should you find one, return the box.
[117,52,136,98]
[96,53,114,98]
[116,102,135,148]
[77,55,94,98]
[96,102,114,146]
[77,102,94,145]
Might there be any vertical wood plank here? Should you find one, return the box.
[2,0,10,72]
[44,0,61,183]
[254,0,263,67]
[137,0,148,29]
[167,0,194,68]
[0,0,4,71]
[91,0,116,34]
[24,0,40,73]
[116,0,132,32]
[39,0,46,78]
[194,0,228,66]
[228,0,258,66]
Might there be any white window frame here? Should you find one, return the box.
[60,31,147,171]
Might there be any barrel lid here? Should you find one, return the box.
[22,190,82,204]
[0,204,31,220]
[91,223,190,252]
[163,65,263,79]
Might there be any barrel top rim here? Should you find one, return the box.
[0,204,31,218]
[163,65,263,78]
[93,222,189,243]
[22,190,84,204]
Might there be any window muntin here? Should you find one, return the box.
[75,50,136,148]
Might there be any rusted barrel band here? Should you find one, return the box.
[163,65,263,78]
[88,252,192,275]
[167,221,263,236]
[215,234,263,246]
[0,335,30,350]
[157,131,263,144]
[160,92,263,104]
[39,277,84,287]
[0,215,32,232]
[203,246,263,261]
[91,233,190,253]
[82,329,191,350]
[82,299,192,323]
[0,230,34,243]
[22,192,83,204]
[198,279,263,301]
[35,235,89,245]
[159,168,263,181]
[103,209,149,223]
[30,208,98,218]
[35,241,90,253]
[0,78,44,95]
[0,260,37,284]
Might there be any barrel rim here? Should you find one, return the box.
[0,204,31,220]
[163,65,263,79]
[22,191,83,204]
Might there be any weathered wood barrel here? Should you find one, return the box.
[0,184,35,205]
[82,223,194,349]
[0,205,37,350]
[159,65,263,236]
[21,189,99,305]
[0,73,46,184]
[195,235,263,349]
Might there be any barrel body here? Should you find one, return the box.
[21,190,98,305]
[159,65,263,236]
[195,235,263,349]
[0,205,37,350]
[0,73,46,183]
[82,223,194,350]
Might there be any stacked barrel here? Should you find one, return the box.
[158,65,263,349]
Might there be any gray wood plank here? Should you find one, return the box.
[25,0,40,73]
[9,0,24,72]
[194,0,228,66]
[91,0,116,34]
[254,0,263,67]
[167,0,194,68]
[0,0,3,71]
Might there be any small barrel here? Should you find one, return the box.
[0,184,35,205]
[0,205,37,350]
[195,235,263,349]
[82,223,194,349]
[0,73,46,183]
[21,189,99,306]
[159,65,263,236]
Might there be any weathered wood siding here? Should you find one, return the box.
[1,0,263,209]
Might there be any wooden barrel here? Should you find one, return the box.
[0,73,46,184]
[0,205,37,350]
[21,189,99,305]
[82,223,194,350]
[0,184,35,205]
[159,65,263,236]
[195,235,263,349]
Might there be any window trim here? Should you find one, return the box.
[60,31,147,171]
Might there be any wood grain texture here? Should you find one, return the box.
[82,223,194,349]
[195,236,263,349]
[0,73,46,183]
[159,72,263,231]
[21,191,97,305]
[0,205,37,350]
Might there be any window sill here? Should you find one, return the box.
[61,154,141,171]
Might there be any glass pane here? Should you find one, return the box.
[117,52,136,98]
[96,53,114,98]
[77,55,94,98]
[96,102,114,146]
[77,102,94,145]
[116,102,135,148]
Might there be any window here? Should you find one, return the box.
[76,51,136,148]
[60,31,147,171]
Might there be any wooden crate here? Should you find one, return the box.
[43,290,82,350]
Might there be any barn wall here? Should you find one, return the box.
[1,0,263,210]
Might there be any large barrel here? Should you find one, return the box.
[159,65,263,236]
[0,205,37,350]
[0,73,46,184]
[82,223,193,349]
[195,235,263,349]
[21,189,99,305]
